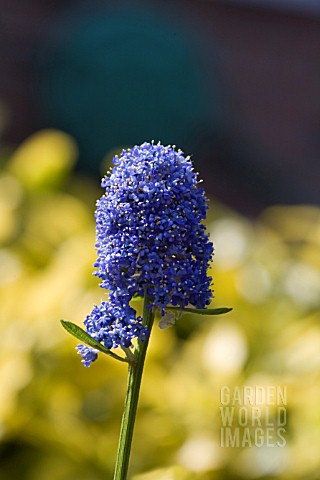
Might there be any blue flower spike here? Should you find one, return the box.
[61,141,232,367]
[95,141,214,312]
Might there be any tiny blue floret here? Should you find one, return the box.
[76,344,98,367]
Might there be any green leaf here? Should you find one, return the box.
[60,320,129,363]
[165,306,233,316]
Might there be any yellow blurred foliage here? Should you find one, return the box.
[0,130,319,480]
[8,129,77,191]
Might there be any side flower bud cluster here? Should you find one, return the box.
[77,141,213,366]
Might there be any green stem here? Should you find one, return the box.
[121,346,137,365]
[113,293,155,480]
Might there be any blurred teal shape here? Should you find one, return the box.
[39,3,221,169]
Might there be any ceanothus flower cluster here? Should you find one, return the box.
[77,141,213,366]
[85,301,148,348]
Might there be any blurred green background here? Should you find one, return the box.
[0,129,319,479]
